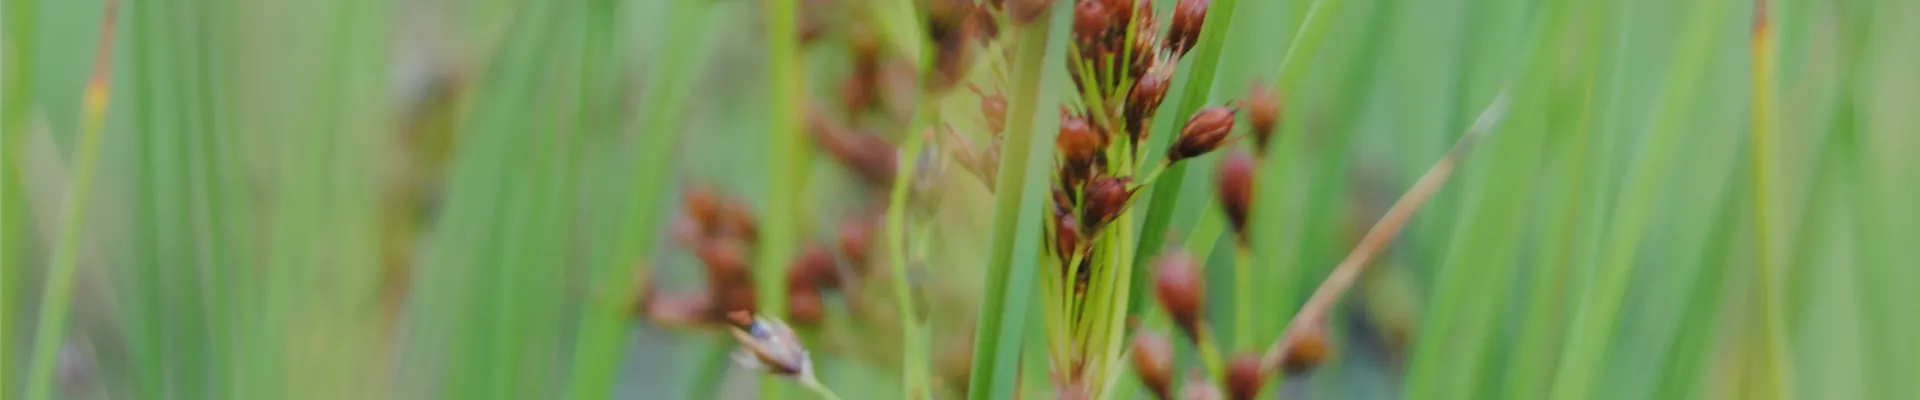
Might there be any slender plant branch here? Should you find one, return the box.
[24,1,120,399]
[1746,0,1791,398]
[1258,91,1510,372]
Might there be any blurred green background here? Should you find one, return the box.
[3,0,1917,399]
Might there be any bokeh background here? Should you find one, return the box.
[4,0,1918,399]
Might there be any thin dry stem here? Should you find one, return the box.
[1258,91,1510,372]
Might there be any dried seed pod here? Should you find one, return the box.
[717,201,760,243]
[699,238,758,318]
[1132,332,1176,400]
[1224,353,1266,400]
[1244,84,1280,153]
[1079,176,1135,233]
[1167,106,1236,163]
[1073,1,1111,45]
[835,215,876,269]
[790,244,840,290]
[786,290,825,325]
[1282,328,1333,375]
[1127,61,1174,137]
[1166,0,1210,56]
[1129,24,1163,79]
[1058,110,1104,169]
[1007,0,1051,25]
[1105,0,1138,23]
[1153,250,1204,340]
[1215,151,1255,239]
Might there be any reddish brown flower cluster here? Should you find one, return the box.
[638,188,885,328]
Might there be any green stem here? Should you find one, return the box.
[886,114,932,398]
[757,0,803,398]
[25,2,119,399]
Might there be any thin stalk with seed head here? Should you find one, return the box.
[25,2,120,399]
[1258,91,1510,372]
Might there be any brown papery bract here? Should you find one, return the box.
[1127,62,1174,137]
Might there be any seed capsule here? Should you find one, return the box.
[1153,251,1204,341]
[1058,110,1104,169]
[1167,0,1210,56]
[786,290,825,325]
[810,123,898,186]
[1215,151,1255,239]
[790,244,840,290]
[970,84,1009,137]
[835,215,876,270]
[1132,332,1176,400]
[684,185,723,231]
[1129,24,1163,79]
[1074,0,1111,45]
[699,238,758,319]
[1127,61,1174,137]
[1245,84,1280,153]
[1224,353,1266,400]
[1282,328,1333,375]
[1167,106,1236,163]
[1053,212,1081,263]
[1079,176,1134,233]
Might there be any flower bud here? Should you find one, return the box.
[1167,0,1210,56]
[1153,251,1204,340]
[1282,328,1333,375]
[1215,151,1255,239]
[1224,353,1266,400]
[1132,332,1176,400]
[1079,176,1135,233]
[1168,106,1235,163]
[1244,84,1280,153]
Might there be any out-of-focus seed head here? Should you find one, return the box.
[835,215,876,269]
[1245,84,1280,152]
[699,238,758,318]
[1127,61,1174,136]
[727,312,815,379]
[1080,176,1135,233]
[1215,151,1255,238]
[922,0,974,31]
[718,201,760,243]
[790,244,840,290]
[787,289,825,325]
[810,123,899,186]
[1153,250,1204,340]
[1105,0,1138,22]
[1168,106,1236,163]
[1166,0,1209,56]
[684,185,722,230]
[1224,353,1266,400]
[969,84,1009,137]
[641,290,715,328]
[1074,0,1111,45]
[1132,332,1176,400]
[1058,110,1104,169]
[1283,328,1333,375]
[1007,0,1052,25]
[1180,370,1223,400]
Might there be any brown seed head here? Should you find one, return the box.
[922,0,974,31]
[810,124,899,186]
[1168,106,1236,163]
[1127,61,1174,136]
[1132,332,1176,400]
[970,84,1009,136]
[717,201,760,243]
[786,290,825,325]
[1073,0,1111,45]
[1167,0,1210,56]
[1283,328,1333,375]
[699,238,757,318]
[1080,176,1134,233]
[1053,212,1081,263]
[1129,25,1163,79]
[1245,84,1280,152]
[835,215,876,269]
[1224,353,1266,400]
[1215,151,1255,239]
[789,244,840,290]
[684,185,722,231]
[1153,251,1204,340]
[1058,110,1104,169]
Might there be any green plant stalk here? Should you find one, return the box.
[1745,2,1793,397]
[886,117,933,398]
[1131,0,1238,316]
[1,0,35,391]
[1233,247,1253,349]
[967,6,1067,399]
[1547,0,1731,395]
[1648,162,1746,399]
[758,0,804,398]
[1503,70,1597,400]
[564,0,712,398]
[24,2,119,398]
